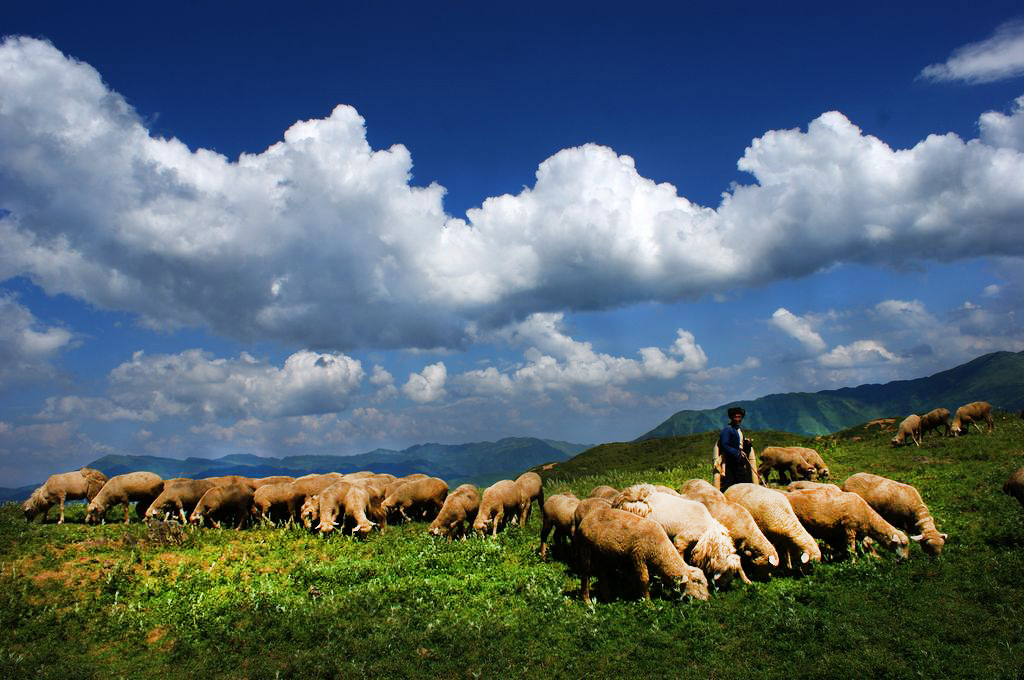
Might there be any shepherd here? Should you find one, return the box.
[717,406,757,491]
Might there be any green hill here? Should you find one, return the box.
[638,350,1024,439]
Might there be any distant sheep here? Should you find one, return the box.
[841,472,946,555]
[785,487,910,561]
[86,472,164,524]
[950,401,994,436]
[189,482,254,530]
[918,408,950,439]
[891,415,922,447]
[576,505,709,603]
[473,479,527,537]
[1002,467,1024,509]
[23,467,108,524]
[515,471,544,524]
[725,483,822,571]
[428,484,480,540]
[539,492,580,561]
[758,447,814,485]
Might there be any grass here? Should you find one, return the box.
[1,412,1023,679]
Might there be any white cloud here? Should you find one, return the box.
[0,293,73,386]
[818,340,900,368]
[402,362,447,403]
[980,96,1024,151]
[921,20,1024,84]
[770,308,827,353]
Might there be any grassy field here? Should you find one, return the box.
[2,413,1023,679]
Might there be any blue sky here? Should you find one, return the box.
[2,2,1024,485]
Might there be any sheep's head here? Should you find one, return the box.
[683,568,710,601]
[300,496,319,528]
[84,502,102,524]
[188,508,205,527]
[887,532,910,559]
[912,532,947,556]
[22,496,41,522]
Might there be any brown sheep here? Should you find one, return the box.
[189,482,254,530]
[786,481,843,493]
[22,467,109,524]
[145,478,216,523]
[1003,468,1024,509]
[573,497,612,535]
[841,472,946,555]
[724,483,822,571]
[428,484,480,540]
[202,475,259,490]
[918,408,950,439]
[785,487,910,561]
[86,472,164,524]
[539,492,580,561]
[317,481,378,536]
[758,447,815,485]
[291,473,346,527]
[249,475,295,489]
[576,505,709,603]
[381,476,449,523]
[891,414,922,447]
[514,471,544,524]
[588,485,619,500]
[679,478,780,578]
[613,484,748,587]
[473,479,527,537]
[789,447,830,479]
[950,401,994,436]
[251,481,307,524]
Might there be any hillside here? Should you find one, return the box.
[638,350,1024,439]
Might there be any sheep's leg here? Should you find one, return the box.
[539,517,552,560]
[633,557,651,600]
[123,501,132,524]
[492,508,503,537]
[579,543,593,604]
[58,492,67,525]
[179,507,188,524]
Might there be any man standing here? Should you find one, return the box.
[718,406,754,491]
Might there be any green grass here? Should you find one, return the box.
[2,412,1023,679]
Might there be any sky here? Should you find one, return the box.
[2,2,1024,486]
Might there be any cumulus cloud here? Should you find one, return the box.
[2,38,1024,353]
[770,308,827,353]
[921,20,1024,84]
[0,293,73,386]
[980,95,1024,151]
[818,340,901,368]
[402,362,447,403]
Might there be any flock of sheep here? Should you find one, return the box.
[17,408,1024,605]
[890,400,995,447]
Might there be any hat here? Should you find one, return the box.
[727,406,746,418]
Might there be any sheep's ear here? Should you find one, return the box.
[910,534,924,542]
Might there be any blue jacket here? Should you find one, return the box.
[718,424,746,465]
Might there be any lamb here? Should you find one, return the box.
[613,484,748,587]
[473,479,527,537]
[588,485,619,500]
[428,484,480,540]
[251,481,308,524]
[85,472,164,524]
[784,487,910,561]
[918,408,950,439]
[189,482,255,530]
[841,472,947,555]
[678,478,779,578]
[1003,468,1024,509]
[758,447,815,485]
[317,481,378,536]
[950,401,994,436]
[22,467,109,524]
[381,476,449,523]
[514,471,544,524]
[724,483,822,571]
[576,505,709,603]
[891,414,922,447]
[538,492,580,561]
[145,478,216,523]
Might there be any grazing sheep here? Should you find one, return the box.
[86,472,164,524]
[573,497,612,535]
[679,479,780,578]
[473,479,527,537]
[539,492,580,561]
[841,472,947,556]
[891,415,922,447]
[515,471,544,524]
[22,467,109,524]
[250,475,295,489]
[785,487,910,561]
[317,481,378,536]
[576,505,709,603]
[291,473,346,527]
[758,447,815,485]
[381,476,449,523]
[724,483,822,571]
[251,482,307,524]
[145,478,216,523]
[428,484,481,540]
[189,483,255,530]
[202,475,259,490]
[1003,468,1024,509]
[613,484,747,587]
[786,481,842,493]
[918,408,950,439]
[790,447,830,479]
[589,485,619,500]
[950,401,994,436]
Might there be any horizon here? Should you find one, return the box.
[2,3,1024,486]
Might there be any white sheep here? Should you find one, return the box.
[841,472,946,555]
[891,414,922,447]
[724,483,822,571]
[785,487,910,561]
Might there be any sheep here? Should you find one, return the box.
[918,408,950,439]
[841,472,947,555]
[472,479,527,537]
[589,485,619,500]
[950,401,994,436]
[613,484,748,587]
[251,481,307,524]
[145,478,216,523]
[85,472,164,524]
[189,482,255,530]
[678,478,780,578]
[22,467,109,524]
[891,414,922,447]
[576,505,709,603]
[202,475,259,490]
[317,481,378,536]
[538,492,580,561]
[428,484,480,540]
[290,473,346,527]
[515,471,544,524]
[573,497,612,535]
[786,481,842,493]
[249,475,295,489]
[1003,468,1024,509]
[381,476,449,524]
[724,483,822,571]
[758,447,815,485]
[789,447,830,479]
[785,487,910,561]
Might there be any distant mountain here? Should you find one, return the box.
[638,350,1024,439]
